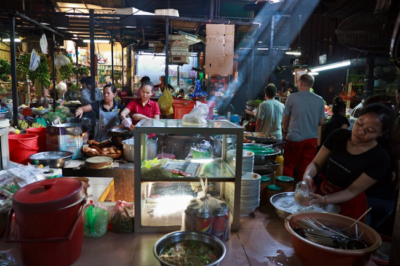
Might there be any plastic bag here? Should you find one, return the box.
[40,33,47,54]
[182,101,209,125]
[110,200,134,234]
[47,111,67,124]
[29,49,40,71]
[55,54,70,67]
[84,205,109,238]
[158,88,173,116]
[181,176,230,241]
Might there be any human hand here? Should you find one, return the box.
[75,108,83,118]
[308,193,326,205]
[122,118,132,128]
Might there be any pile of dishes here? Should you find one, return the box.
[227,149,254,173]
[240,172,261,216]
[224,173,261,216]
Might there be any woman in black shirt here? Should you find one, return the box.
[303,103,394,220]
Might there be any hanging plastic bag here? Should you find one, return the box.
[84,205,109,238]
[55,54,70,67]
[29,49,40,71]
[110,200,134,234]
[40,34,48,54]
[158,88,173,116]
[182,101,209,125]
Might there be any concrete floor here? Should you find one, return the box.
[0,206,379,266]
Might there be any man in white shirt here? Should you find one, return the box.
[256,84,285,139]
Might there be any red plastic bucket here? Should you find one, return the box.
[6,179,85,266]
[26,128,47,152]
[8,134,39,164]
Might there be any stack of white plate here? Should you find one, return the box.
[223,173,261,216]
[240,172,261,216]
[227,149,254,173]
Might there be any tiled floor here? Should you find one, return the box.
[0,206,378,266]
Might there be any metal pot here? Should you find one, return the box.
[243,143,281,165]
[121,137,158,162]
[122,138,135,162]
[30,151,73,168]
[153,231,226,266]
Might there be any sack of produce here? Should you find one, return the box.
[110,200,134,234]
[181,176,230,241]
[83,205,109,238]
[182,101,209,125]
[158,88,173,116]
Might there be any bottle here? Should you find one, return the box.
[274,154,284,181]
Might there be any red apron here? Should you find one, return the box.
[318,176,367,221]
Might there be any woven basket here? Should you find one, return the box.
[336,12,397,53]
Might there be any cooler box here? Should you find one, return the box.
[172,100,215,120]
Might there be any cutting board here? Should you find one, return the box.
[85,156,113,169]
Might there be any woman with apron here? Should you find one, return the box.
[75,84,124,142]
[302,103,394,220]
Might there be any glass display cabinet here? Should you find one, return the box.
[134,119,243,233]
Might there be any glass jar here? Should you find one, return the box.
[266,184,283,206]
[260,175,271,206]
[275,176,294,192]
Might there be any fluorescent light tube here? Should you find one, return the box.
[311,60,351,72]
[83,39,109,43]
[2,38,21,42]
[308,72,319,75]
[286,51,301,56]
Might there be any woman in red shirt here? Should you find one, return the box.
[120,81,160,128]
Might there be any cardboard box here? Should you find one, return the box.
[205,55,233,75]
[206,24,226,36]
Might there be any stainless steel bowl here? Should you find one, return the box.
[0,111,10,119]
[30,151,73,168]
[154,231,226,266]
[270,192,340,220]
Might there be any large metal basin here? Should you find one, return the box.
[30,151,73,168]
[270,192,340,220]
[154,231,226,266]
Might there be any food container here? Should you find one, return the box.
[30,151,73,168]
[153,231,226,266]
[243,143,281,165]
[122,138,134,162]
[275,176,294,192]
[285,212,382,266]
[270,192,340,220]
[46,123,83,159]
[260,174,272,206]
[266,184,283,207]
[5,179,85,266]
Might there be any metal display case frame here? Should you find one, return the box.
[134,119,243,233]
